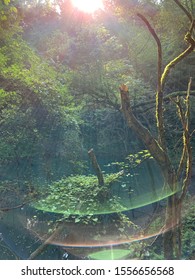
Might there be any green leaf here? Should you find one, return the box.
[0,14,7,21]
[75,217,81,223]
[3,0,10,5]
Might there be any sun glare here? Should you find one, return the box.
[71,0,104,13]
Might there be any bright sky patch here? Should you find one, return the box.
[71,0,104,13]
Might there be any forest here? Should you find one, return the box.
[0,0,195,260]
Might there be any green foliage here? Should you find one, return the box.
[141,197,195,260]
[73,215,100,225]
[0,0,194,261]
[182,199,195,258]
[33,172,128,215]
[0,180,36,208]
[0,105,39,160]
[36,30,72,63]
[0,0,19,32]
[0,14,83,181]
[108,149,153,173]
[126,150,153,166]
[145,216,164,236]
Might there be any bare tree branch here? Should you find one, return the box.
[0,202,28,212]
[173,0,193,21]
[137,13,165,149]
[132,91,195,110]
[28,224,63,260]
[119,84,175,185]
[161,44,195,89]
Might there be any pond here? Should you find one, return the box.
[1,157,193,260]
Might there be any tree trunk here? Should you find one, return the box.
[88,148,104,186]
[163,195,177,259]
[119,3,194,259]
[120,86,183,259]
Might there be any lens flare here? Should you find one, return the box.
[33,186,179,215]
[16,194,194,260]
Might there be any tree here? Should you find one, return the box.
[0,2,84,183]
[119,0,194,259]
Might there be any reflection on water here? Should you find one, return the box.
[1,159,192,260]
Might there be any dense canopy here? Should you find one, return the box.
[0,0,194,261]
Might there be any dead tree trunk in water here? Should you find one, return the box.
[119,1,194,259]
